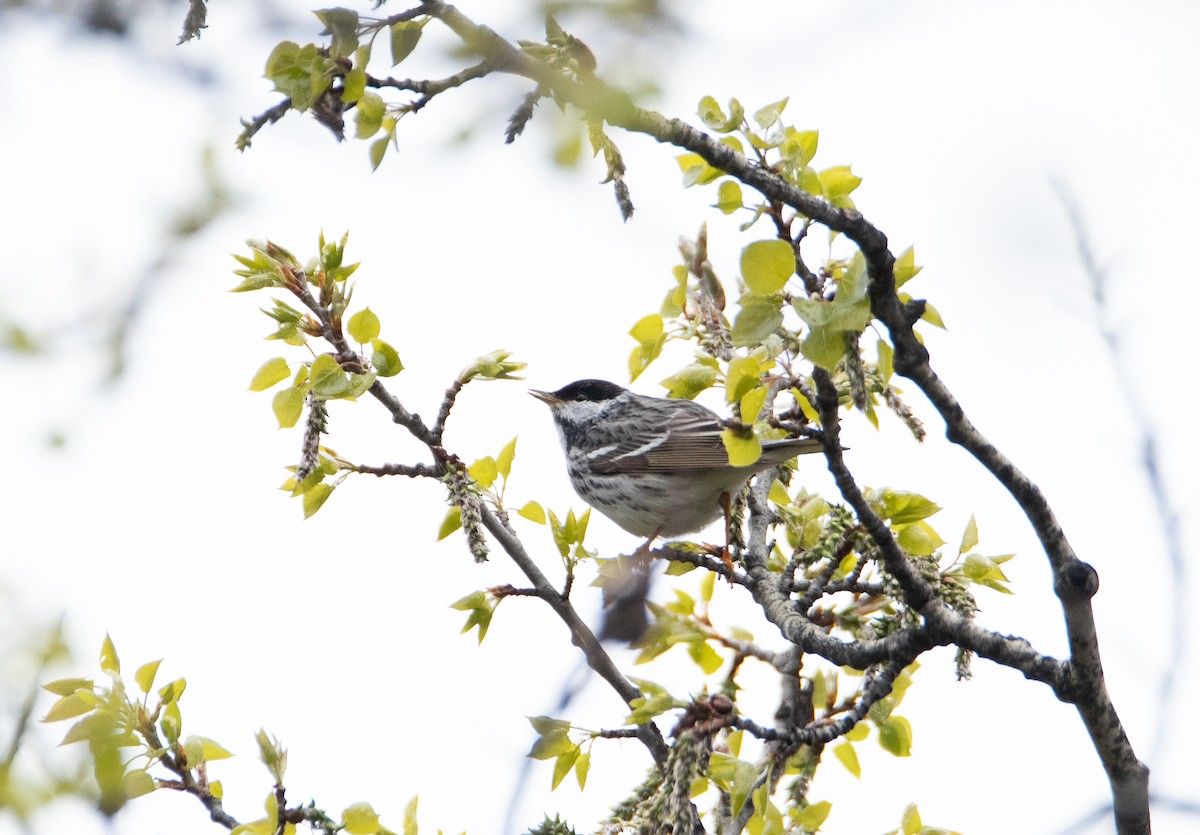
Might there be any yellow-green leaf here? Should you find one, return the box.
[390,21,423,66]
[370,339,403,377]
[575,751,590,789]
[959,515,979,555]
[792,800,832,829]
[123,770,156,799]
[877,715,913,757]
[343,802,381,835]
[518,501,546,524]
[469,456,498,489]
[833,741,861,777]
[135,661,162,694]
[715,180,743,214]
[438,507,462,540]
[272,387,305,429]
[721,429,762,467]
[42,693,96,723]
[629,313,663,347]
[753,97,788,129]
[302,483,334,519]
[249,357,290,391]
[99,634,120,676]
[496,437,517,479]
[740,239,794,296]
[738,385,769,424]
[894,247,921,288]
[347,308,380,343]
[403,796,418,835]
[43,678,93,697]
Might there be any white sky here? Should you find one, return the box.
[2,1,1198,834]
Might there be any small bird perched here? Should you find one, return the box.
[530,379,824,546]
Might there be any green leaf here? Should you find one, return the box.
[99,634,120,676]
[740,240,794,296]
[315,8,360,58]
[736,388,767,428]
[496,437,517,479]
[792,800,832,829]
[879,490,942,524]
[390,21,423,65]
[342,801,381,835]
[469,456,498,489]
[897,521,943,556]
[43,678,93,698]
[660,364,717,400]
[877,715,913,757]
[302,483,334,518]
[518,501,546,524]
[272,387,305,428]
[698,96,729,131]
[355,92,386,139]
[877,338,894,383]
[959,515,979,555]
[123,770,156,799]
[370,339,403,377]
[818,165,862,202]
[799,324,849,371]
[250,357,290,391]
[528,715,570,736]
[900,803,922,834]
[369,136,389,171]
[753,96,789,129]
[687,640,723,675]
[893,246,921,288]
[529,730,574,761]
[135,661,162,694]
[161,699,182,745]
[731,295,784,347]
[551,747,579,789]
[42,693,97,723]
[347,308,380,343]
[574,751,590,790]
[833,741,861,777]
[403,796,418,835]
[721,428,762,467]
[676,153,722,186]
[264,41,332,113]
[780,128,818,167]
[342,65,366,104]
[714,180,743,214]
[438,507,462,540]
[629,313,663,347]
[709,753,757,818]
[310,354,348,399]
[725,351,768,403]
[921,301,946,329]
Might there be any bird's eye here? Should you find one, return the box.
[575,393,588,401]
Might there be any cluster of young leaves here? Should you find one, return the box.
[41,635,227,816]
[236,234,404,518]
[525,716,594,793]
[449,502,595,643]
[246,7,433,166]
[41,637,420,835]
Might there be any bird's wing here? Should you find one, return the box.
[587,401,736,474]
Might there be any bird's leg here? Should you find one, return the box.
[718,492,736,582]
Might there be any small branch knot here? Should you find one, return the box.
[1054,560,1099,602]
[902,298,927,325]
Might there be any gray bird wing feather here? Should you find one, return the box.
[589,397,822,474]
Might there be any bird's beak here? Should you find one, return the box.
[529,389,562,407]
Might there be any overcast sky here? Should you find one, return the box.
[2,2,1198,834]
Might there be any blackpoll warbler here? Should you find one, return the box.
[531,379,823,545]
